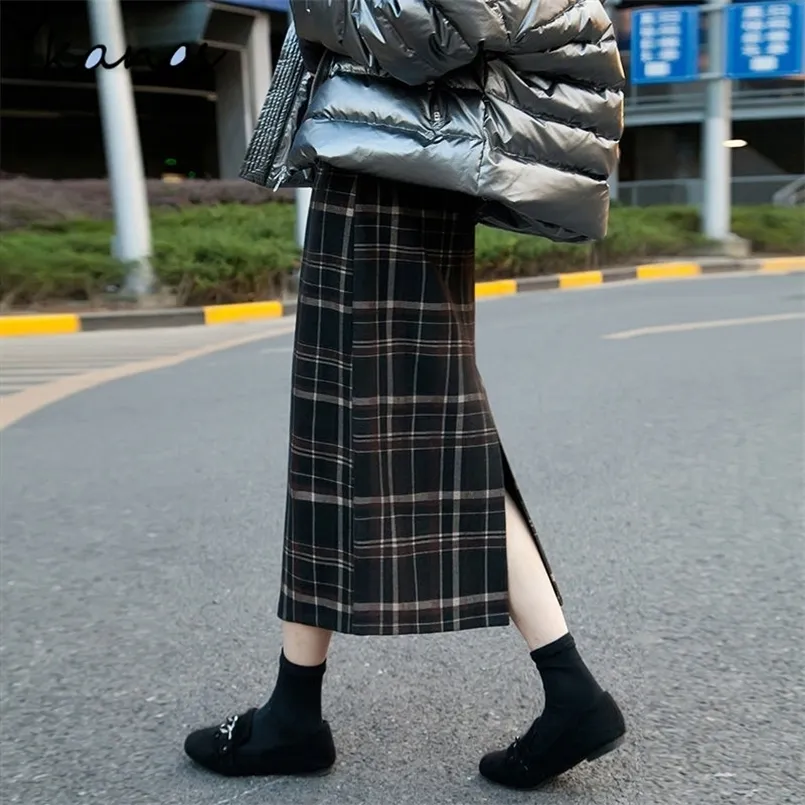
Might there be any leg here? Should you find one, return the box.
[505,491,568,650]
[183,169,349,777]
[282,621,332,667]
[183,629,335,779]
[478,490,627,790]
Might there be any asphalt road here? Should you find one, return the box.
[1,272,803,805]
[0,318,294,396]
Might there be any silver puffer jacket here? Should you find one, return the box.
[285,0,624,242]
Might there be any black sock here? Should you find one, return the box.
[251,652,326,743]
[530,633,603,715]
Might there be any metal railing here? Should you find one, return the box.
[625,80,805,109]
[624,82,805,112]
[617,37,805,113]
[772,176,805,206]
[618,175,805,207]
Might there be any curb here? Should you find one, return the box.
[1,256,802,339]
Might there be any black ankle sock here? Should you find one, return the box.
[252,652,326,743]
[530,633,603,715]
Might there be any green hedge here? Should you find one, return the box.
[0,204,802,309]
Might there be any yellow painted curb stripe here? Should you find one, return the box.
[636,262,701,280]
[203,300,284,325]
[758,257,805,273]
[0,314,80,338]
[558,270,603,289]
[475,279,518,299]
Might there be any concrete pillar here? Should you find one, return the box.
[247,12,273,122]
[215,48,251,179]
[609,161,620,202]
[87,0,153,298]
[702,0,732,241]
[214,11,273,179]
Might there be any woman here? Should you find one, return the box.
[185,0,626,791]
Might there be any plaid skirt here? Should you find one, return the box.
[278,167,560,636]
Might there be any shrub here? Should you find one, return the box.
[595,206,707,263]
[732,206,805,253]
[0,203,299,308]
[0,226,124,309]
[0,199,801,310]
[151,204,298,304]
[474,205,709,277]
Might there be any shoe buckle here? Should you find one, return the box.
[506,736,531,775]
[217,714,239,754]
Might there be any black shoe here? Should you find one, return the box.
[184,708,336,778]
[479,691,626,790]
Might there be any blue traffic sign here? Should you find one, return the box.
[725,1,805,80]
[631,6,700,85]
[219,0,289,11]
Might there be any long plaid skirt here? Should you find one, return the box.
[278,167,561,636]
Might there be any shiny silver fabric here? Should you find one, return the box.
[257,1,625,242]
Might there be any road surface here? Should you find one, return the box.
[1,272,803,805]
[0,318,294,396]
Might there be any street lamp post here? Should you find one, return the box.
[702,0,733,242]
[289,6,312,252]
[295,186,312,250]
[86,0,154,300]
[286,7,312,301]
[603,0,622,203]
[288,10,313,251]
